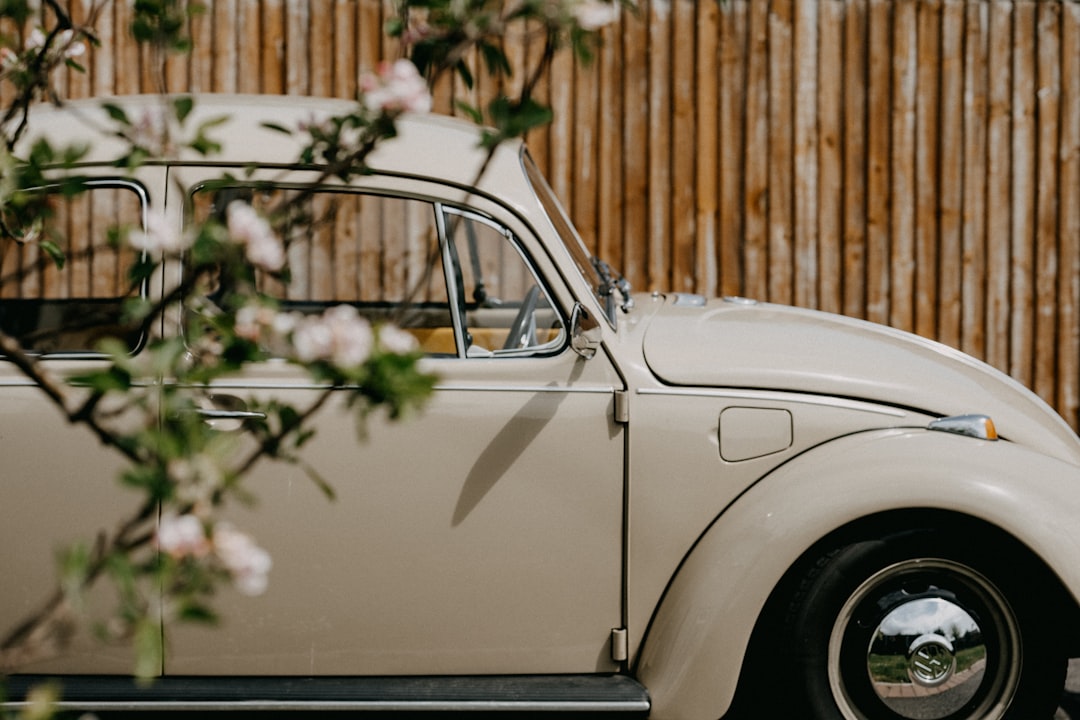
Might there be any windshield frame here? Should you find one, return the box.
[522,152,616,329]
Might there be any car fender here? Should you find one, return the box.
[635,427,1080,720]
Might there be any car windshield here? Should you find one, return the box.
[523,152,627,327]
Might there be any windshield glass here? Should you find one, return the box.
[522,152,616,327]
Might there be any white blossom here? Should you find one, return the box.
[128,209,190,257]
[55,29,86,58]
[25,27,46,50]
[156,513,211,559]
[293,305,374,368]
[569,0,621,30]
[378,323,419,355]
[360,59,432,115]
[25,28,87,62]
[292,315,336,364]
[226,202,286,272]
[169,455,223,514]
[213,524,272,596]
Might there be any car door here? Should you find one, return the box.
[0,169,166,675]
[164,170,626,676]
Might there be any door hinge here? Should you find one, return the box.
[614,390,629,424]
[610,627,628,663]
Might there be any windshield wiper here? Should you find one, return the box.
[592,258,634,319]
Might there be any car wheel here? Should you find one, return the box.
[782,529,1065,720]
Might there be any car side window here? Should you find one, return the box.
[443,208,564,357]
[190,184,563,358]
[0,181,147,355]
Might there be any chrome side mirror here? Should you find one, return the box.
[570,303,602,359]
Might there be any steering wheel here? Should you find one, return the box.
[503,285,541,350]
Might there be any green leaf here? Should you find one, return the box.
[39,240,66,269]
[301,461,337,501]
[454,59,474,90]
[177,602,219,625]
[454,101,483,124]
[479,41,512,78]
[67,365,133,393]
[101,102,131,126]
[59,541,91,608]
[133,617,163,680]
[260,121,293,135]
[173,95,195,123]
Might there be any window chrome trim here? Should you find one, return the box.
[197,379,615,394]
[440,204,568,358]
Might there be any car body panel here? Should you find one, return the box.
[636,428,1080,719]
[0,165,168,675]
[623,388,932,661]
[642,297,1080,466]
[164,352,626,676]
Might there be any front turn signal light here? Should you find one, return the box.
[927,414,998,441]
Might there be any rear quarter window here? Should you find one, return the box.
[0,180,147,355]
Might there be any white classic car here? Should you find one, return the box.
[3,95,1080,720]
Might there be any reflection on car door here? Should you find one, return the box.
[165,173,625,676]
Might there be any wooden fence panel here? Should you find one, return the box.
[23,0,1080,431]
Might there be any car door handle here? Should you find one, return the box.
[191,408,267,420]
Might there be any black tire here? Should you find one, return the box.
[780,528,1065,720]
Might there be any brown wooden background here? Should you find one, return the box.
[17,0,1080,431]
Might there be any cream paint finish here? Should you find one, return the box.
[624,390,928,663]
[637,429,1080,719]
[161,160,624,674]
[0,166,169,676]
[0,376,138,674]
[165,351,625,675]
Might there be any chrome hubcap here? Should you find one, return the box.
[828,558,1021,720]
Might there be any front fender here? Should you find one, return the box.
[635,427,1080,720]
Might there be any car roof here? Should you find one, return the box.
[16,94,526,192]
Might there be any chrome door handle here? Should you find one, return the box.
[192,408,267,420]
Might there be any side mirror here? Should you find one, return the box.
[570,303,602,359]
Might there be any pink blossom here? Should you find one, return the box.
[570,0,621,30]
[360,59,432,115]
[213,524,272,596]
[129,107,176,156]
[156,513,211,559]
[226,202,286,272]
[235,303,298,356]
[128,210,190,257]
[234,304,268,342]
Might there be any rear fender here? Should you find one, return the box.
[635,427,1080,720]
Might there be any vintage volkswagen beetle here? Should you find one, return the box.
[3,95,1080,720]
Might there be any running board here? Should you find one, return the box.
[3,674,650,714]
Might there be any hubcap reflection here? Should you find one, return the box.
[868,599,983,717]
[828,558,1021,720]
